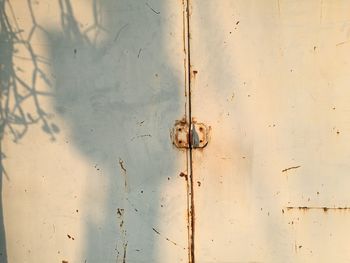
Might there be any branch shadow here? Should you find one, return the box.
[1,0,61,261]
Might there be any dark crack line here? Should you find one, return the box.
[282,165,301,173]
[145,3,160,14]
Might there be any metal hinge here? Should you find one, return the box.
[171,119,209,149]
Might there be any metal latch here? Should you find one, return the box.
[171,119,209,149]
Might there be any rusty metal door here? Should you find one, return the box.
[188,0,350,262]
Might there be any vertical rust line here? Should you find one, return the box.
[184,0,195,262]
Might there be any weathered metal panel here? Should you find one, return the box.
[1,0,189,262]
[5,1,350,262]
[189,0,350,262]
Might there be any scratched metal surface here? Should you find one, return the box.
[189,0,350,262]
[2,0,189,262]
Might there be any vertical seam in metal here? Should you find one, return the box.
[184,0,195,262]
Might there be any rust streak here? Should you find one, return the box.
[192,70,198,79]
[179,172,188,180]
[182,0,187,100]
[165,237,179,247]
[122,242,128,263]
[286,206,350,212]
[117,208,124,217]
[116,208,127,263]
[130,134,152,141]
[118,159,126,173]
[282,165,301,173]
[67,234,75,240]
[137,48,142,58]
[118,158,128,190]
[152,227,160,235]
[185,0,195,261]
[182,0,186,53]
[336,41,349,46]
[152,227,185,248]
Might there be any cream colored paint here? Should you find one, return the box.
[2,1,189,262]
[190,0,350,262]
[4,0,350,262]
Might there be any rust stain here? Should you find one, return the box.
[94,164,100,171]
[173,119,210,149]
[123,242,128,263]
[117,208,124,217]
[191,70,198,80]
[282,165,301,173]
[294,242,303,253]
[116,208,127,263]
[182,0,188,99]
[179,172,188,180]
[336,41,349,46]
[152,227,161,235]
[189,196,195,262]
[184,0,195,262]
[118,159,126,173]
[172,118,189,149]
[62,261,68,263]
[117,208,125,227]
[130,134,152,141]
[152,227,184,248]
[118,158,128,189]
[175,117,187,126]
[286,206,350,212]
[137,48,142,58]
[67,234,75,240]
[175,130,184,147]
[182,0,186,53]
[184,59,188,97]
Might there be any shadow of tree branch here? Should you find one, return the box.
[0,0,61,260]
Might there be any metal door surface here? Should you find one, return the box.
[1,0,190,262]
[189,1,350,262]
[3,1,350,263]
